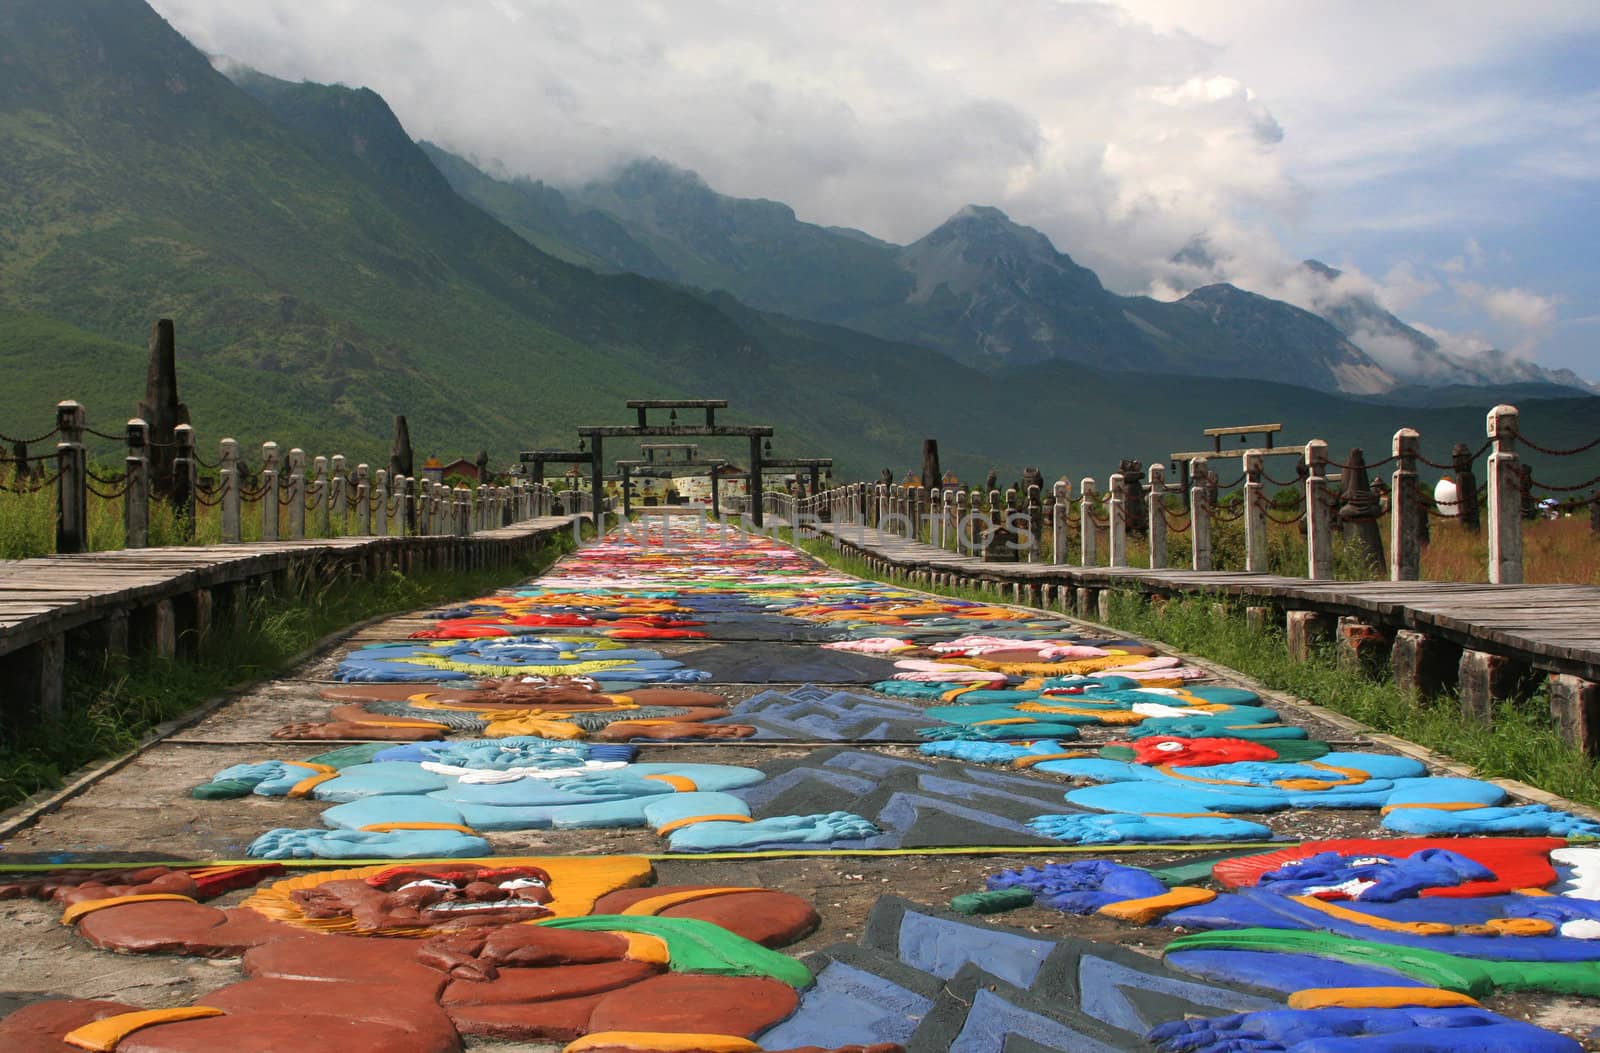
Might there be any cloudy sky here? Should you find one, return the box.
[151,0,1600,378]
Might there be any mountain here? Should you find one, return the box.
[1120,283,1394,395]
[417,142,675,279]
[2,0,1594,491]
[439,152,1394,393]
[1301,259,1594,393]
[0,0,985,476]
[568,158,914,323]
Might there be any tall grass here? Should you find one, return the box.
[917,498,1599,583]
[0,534,574,809]
[0,463,416,559]
[1101,592,1600,808]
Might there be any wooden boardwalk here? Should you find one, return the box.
[0,517,583,723]
[817,523,1600,752]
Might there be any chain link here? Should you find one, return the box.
[1415,438,1493,471]
[0,468,63,493]
[1518,433,1600,457]
[84,467,126,485]
[0,425,61,445]
[0,450,61,464]
[86,479,131,500]
[1265,507,1308,525]
[1527,473,1600,494]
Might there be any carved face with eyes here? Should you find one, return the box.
[1121,736,1280,767]
[288,864,557,932]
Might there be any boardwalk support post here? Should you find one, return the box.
[1336,616,1390,677]
[1286,610,1333,662]
[1487,405,1522,584]
[1390,630,1458,699]
[1548,674,1600,758]
[1305,440,1332,579]
[1390,428,1421,581]
[125,419,150,550]
[1459,648,1531,723]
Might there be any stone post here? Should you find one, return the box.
[1487,405,1522,584]
[172,423,196,538]
[260,442,280,541]
[1107,472,1127,567]
[219,437,240,544]
[55,400,88,553]
[1147,464,1166,569]
[1305,440,1331,579]
[1244,451,1266,572]
[310,455,329,537]
[955,489,970,554]
[1190,456,1211,571]
[372,469,388,536]
[1052,480,1069,565]
[1080,477,1098,566]
[355,464,371,535]
[124,418,150,549]
[390,475,406,536]
[1027,484,1042,562]
[1390,428,1421,581]
[286,448,306,540]
[331,454,348,533]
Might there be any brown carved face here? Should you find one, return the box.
[290,865,556,932]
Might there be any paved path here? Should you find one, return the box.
[0,519,1595,1051]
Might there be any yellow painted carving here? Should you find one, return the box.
[620,887,763,916]
[1097,886,1216,924]
[65,1006,226,1051]
[1287,987,1480,1009]
[61,894,198,926]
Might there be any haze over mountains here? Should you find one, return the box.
[427,151,1592,398]
[0,0,1594,483]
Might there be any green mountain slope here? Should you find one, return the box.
[1,0,1593,490]
[0,0,956,473]
[440,151,1392,393]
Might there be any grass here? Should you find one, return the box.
[0,468,424,559]
[1099,592,1600,810]
[0,532,577,810]
[896,497,1600,584]
[797,532,1600,810]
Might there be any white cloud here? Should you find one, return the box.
[145,0,1599,373]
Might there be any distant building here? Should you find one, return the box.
[440,458,481,482]
[422,457,482,484]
